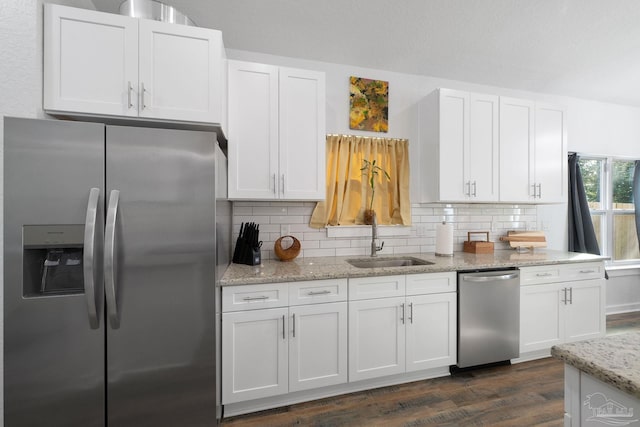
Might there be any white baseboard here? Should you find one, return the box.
[511,349,551,364]
[223,366,450,418]
[606,304,640,315]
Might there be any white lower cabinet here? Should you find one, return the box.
[289,302,348,392]
[406,293,457,372]
[348,273,457,382]
[521,283,564,352]
[222,279,348,404]
[222,307,289,404]
[564,280,606,342]
[519,263,606,356]
[349,297,406,381]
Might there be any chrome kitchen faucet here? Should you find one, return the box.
[370,214,384,257]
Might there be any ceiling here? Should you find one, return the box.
[92,0,640,107]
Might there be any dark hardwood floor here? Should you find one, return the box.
[222,311,640,427]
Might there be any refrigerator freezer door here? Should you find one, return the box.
[105,125,216,426]
[4,117,105,426]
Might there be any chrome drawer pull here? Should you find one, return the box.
[536,272,553,277]
[242,295,270,301]
[307,290,332,296]
[579,270,595,274]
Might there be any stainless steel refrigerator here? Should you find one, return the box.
[4,117,228,426]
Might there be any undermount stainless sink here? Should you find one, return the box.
[347,257,434,268]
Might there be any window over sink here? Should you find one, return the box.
[309,134,411,228]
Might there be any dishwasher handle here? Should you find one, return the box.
[462,273,519,282]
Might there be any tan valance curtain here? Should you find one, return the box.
[310,135,411,228]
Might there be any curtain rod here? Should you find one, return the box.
[326,133,408,142]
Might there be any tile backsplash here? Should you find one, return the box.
[232,201,538,260]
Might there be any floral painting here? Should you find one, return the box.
[349,76,388,132]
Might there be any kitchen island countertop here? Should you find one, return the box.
[551,332,640,400]
[221,249,606,286]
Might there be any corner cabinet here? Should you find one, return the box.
[419,89,499,202]
[44,4,227,127]
[419,88,566,204]
[227,60,326,200]
[518,262,606,359]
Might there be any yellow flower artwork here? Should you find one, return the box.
[349,76,388,132]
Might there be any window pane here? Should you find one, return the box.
[579,159,602,210]
[590,213,603,251]
[612,160,635,210]
[613,214,640,261]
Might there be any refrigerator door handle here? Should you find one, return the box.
[105,189,121,329]
[83,188,101,329]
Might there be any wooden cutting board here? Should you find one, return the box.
[499,231,547,248]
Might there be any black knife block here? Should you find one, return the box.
[233,222,262,266]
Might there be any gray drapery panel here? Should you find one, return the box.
[568,153,601,255]
[634,160,640,248]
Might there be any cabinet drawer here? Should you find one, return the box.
[520,265,563,285]
[222,283,288,312]
[289,279,347,306]
[561,262,605,281]
[406,272,456,296]
[349,275,405,300]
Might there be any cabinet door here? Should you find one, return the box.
[349,297,406,381]
[438,89,469,201]
[534,103,567,203]
[289,302,347,392]
[499,97,535,202]
[279,67,326,200]
[227,61,279,199]
[44,4,138,117]
[138,20,223,123]
[406,293,456,372]
[564,279,606,343]
[222,308,288,404]
[468,93,499,201]
[520,283,564,353]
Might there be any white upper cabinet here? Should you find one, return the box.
[44,4,226,127]
[420,89,498,202]
[227,61,280,200]
[420,88,565,204]
[137,19,225,124]
[533,103,567,203]
[469,93,500,201]
[279,67,326,200]
[44,5,138,117]
[499,97,567,203]
[228,60,326,201]
[499,97,536,202]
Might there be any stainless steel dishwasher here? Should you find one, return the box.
[457,269,520,369]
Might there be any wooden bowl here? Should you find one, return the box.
[274,235,301,261]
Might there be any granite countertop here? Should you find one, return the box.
[551,332,640,400]
[220,249,605,286]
